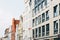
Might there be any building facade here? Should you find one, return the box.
[23,0,32,40]
[24,0,60,40]
[11,18,20,40]
[17,15,23,40]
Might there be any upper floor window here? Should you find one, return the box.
[35,28,37,37]
[39,27,41,37]
[29,0,32,6]
[32,19,35,27]
[35,0,38,5]
[36,17,38,25]
[34,0,43,6]
[32,29,34,38]
[54,20,58,34]
[54,5,58,17]
[41,2,43,9]
[42,25,45,36]
[46,24,49,36]
[46,10,49,21]
[59,3,60,15]
[38,15,41,24]
[42,13,45,22]
[44,0,47,6]
[35,17,38,26]
[59,19,60,33]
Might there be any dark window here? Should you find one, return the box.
[46,24,49,36]
[29,0,32,6]
[45,0,47,6]
[42,13,45,22]
[42,25,45,36]
[35,28,37,37]
[46,10,49,21]
[30,0,31,2]
[54,20,58,34]
[54,5,58,17]
[59,4,60,15]
[59,19,60,33]
[39,27,41,37]
[32,29,34,38]
[32,19,34,27]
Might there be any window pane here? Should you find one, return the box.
[46,10,49,21]
[46,24,49,36]
[54,5,58,17]
[42,25,45,36]
[42,13,45,22]
[38,15,41,24]
[45,0,47,6]
[54,20,58,34]
[39,27,41,37]
[32,29,34,38]
[59,19,60,33]
[59,4,60,15]
[35,28,37,37]
[32,19,34,27]
[41,2,43,9]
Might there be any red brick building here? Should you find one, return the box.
[11,18,20,40]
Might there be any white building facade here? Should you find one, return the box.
[23,0,32,40]
[23,0,60,40]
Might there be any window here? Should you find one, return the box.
[34,6,39,15]
[35,0,37,5]
[41,2,43,9]
[37,28,39,37]
[35,28,37,37]
[42,25,45,36]
[34,0,43,6]
[32,29,34,38]
[46,24,49,36]
[59,4,60,15]
[29,0,32,6]
[46,10,49,21]
[35,18,37,26]
[32,19,34,27]
[54,5,58,17]
[39,27,41,37]
[35,17,38,26]
[35,7,37,14]
[42,13,45,22]
[39,4,41,11]
[54,20,58,34]
[38,5,39,11]
[45,0,47,6]
[38,0,40,2]
[36,7,38,13]
[38,15,41,24]
[59,19,60,33]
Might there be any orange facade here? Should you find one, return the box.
[11,18,20,40]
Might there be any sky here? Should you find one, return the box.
[0,0,24,37]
